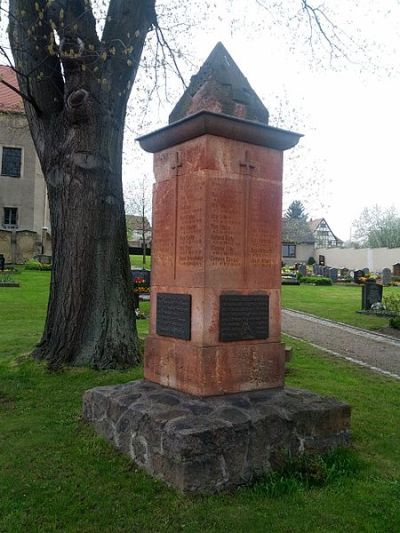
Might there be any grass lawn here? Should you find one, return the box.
[1,272,400,531]
[130,254,151,269]
[282,283,399,331]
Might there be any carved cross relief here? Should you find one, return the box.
[171,151,182,278]
[239,151,257,283]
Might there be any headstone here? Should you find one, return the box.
[323,266,330,278]
[382,268,392,286]
[362,267,370,276]
[354,270,363,284]
[298,263,306,277]
[83,42,351,494]
[340,268,349,278]
[393,263,400,276]
[313,263,318,275]
[362,280,383,310]
[329,268,338,283]
[131,267,151,287]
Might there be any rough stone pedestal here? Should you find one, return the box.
[83,380,351,494]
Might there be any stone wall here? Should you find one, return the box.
[316,247,400,272]
[0,229,51,263]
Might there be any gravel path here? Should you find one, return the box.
[282,309,400,380]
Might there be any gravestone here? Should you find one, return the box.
[340,268,349,278]
[323,266,330,278]
[362,267,370,276]
[329,268,338,283]
[354,270,363,284]
[382,268,392,286]
[313,263,318,275]
[393,263,400,276]
[83,42,351,493]
[362,280,383,310]
[298,263,307,277]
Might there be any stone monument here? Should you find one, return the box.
[382,268,392,286]
[83,43,350,493]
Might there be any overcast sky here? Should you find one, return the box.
[126,0,400,242]
[1,1,399,242]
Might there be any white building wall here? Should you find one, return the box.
[315,247,400,272]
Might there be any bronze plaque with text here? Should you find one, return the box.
[156,293,191,340]
[219,294,269,342]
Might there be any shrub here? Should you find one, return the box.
[24,259,52,271]
[301,276,332,286]
[383,294,400,314]
[389,317,400,330]
[307,256,316,265]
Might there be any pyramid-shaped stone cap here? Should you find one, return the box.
[169,42,269,125]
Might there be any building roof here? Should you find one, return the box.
[169,42,269,125]
[282,218,315,244]
[126,215,152,232]
[308,217,343,244]
[308,218,324,232]
[0,66,24,113]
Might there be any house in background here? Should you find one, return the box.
[308,218,343,248]
[126,214,152,254]
[281,218,315,265]
[0,66,50,262]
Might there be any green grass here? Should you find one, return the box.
[1,272,400,531]
[282,283,399,330]
[130,254,151,268]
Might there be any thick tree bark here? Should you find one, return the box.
[8,0,156,369]
[34,97,138,369]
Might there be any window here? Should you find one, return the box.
[1,147,22,177]
[3,207,18,228]
[282,243,296,258]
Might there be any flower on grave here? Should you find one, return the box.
[133,276,149,293]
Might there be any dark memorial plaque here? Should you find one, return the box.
[156,293,191,340]
[219,294,269,342]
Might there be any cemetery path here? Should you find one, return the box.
[282,309,400,380]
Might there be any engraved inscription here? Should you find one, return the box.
[156,293,191,340]
[209,180,242,267]
[219,294,269,342]
[152,182,175,269]
[248,184,279,267]
[177,177,205,268]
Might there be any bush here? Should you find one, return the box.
[300,276,332,286]
[307,256,316,265]
[24,259,52,271]
[389,317,400,330]
[383,294,400,314]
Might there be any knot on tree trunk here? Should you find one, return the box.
[66,89,90,124]
[68,89,89,109]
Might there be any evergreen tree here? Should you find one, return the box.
[285,201,308,220]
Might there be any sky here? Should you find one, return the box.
[1,1,399,242]
[125,0,400,243]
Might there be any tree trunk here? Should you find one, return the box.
[33,95,138,369]
[8,0,156,369]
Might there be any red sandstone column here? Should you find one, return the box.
[137,44,301,396]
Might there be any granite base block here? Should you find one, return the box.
[82,380,351,493]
